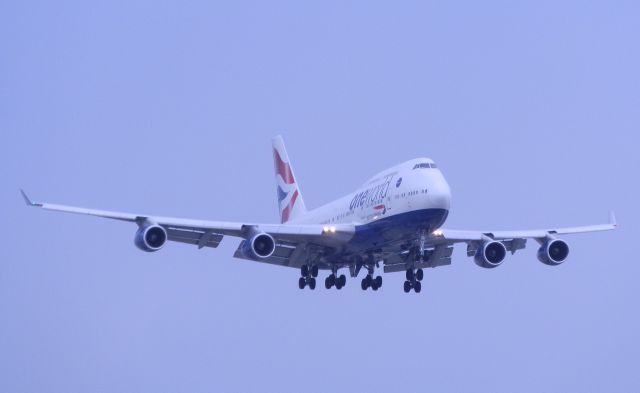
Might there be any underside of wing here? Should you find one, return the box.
[165,226,225,249]
[233,240,304,268]
[21,189,619,293]
[351,212,618,275]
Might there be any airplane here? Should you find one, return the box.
[21,135,617,293]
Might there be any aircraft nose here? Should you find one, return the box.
[429,181,451,210]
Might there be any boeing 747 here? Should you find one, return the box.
[21,136,616,293]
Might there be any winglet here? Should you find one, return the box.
[20,189,42,207]
[609,211,617,227]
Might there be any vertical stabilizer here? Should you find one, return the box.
[272,135,307,223]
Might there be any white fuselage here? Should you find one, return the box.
[290,158,452,230]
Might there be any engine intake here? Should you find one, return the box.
[135,224,167,252]
[241,232,276,259]
[537,239,569,265]
[475,241,507,268]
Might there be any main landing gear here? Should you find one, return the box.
[361,264,382,291]
[325,267,346,290]
[298,265,319,290]
[403,268,424,293]
[361,274,382,291]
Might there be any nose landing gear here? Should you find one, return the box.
[402,229,430,293]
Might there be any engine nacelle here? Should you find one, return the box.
[537,239,569,266]
[474,241,507,268]
[134,224,167,252]
[241,232,276,259]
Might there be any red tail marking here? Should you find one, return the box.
[281,190,299,223]
[273,149,295,185]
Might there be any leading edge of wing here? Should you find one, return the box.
[439,211,617,242]
[20,190,355,243]
[20,189,247,232]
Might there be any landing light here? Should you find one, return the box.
[323,226,337,234]
[433,229,443,237]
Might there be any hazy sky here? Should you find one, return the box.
[2,1,639,392]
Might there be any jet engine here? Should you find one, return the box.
[135,224,167,252]
[537,239,569,266]
[241,232,276,259]
[474,241,507,268]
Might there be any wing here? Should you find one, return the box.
[20,190,354,268]
[436,211,617,243]
[379,212,617,273]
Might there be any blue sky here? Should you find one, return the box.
[1,1,639,392]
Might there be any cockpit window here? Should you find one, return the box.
[413,163,436,169]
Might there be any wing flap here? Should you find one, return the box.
[383,245,454,273]
[165,227,224,249]
[233,241,299,267]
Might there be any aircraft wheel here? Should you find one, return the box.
[324,274,336,289]
[403,280,411,293]
[406,269,414,281]
[414,281,422,293]
[416,269,424,281]
[308,277,316,290]
[372,281,379,291]
[311,265,319,278]
[339,275,346,288]
[301,265,309,277]
[299,277,306,289]
[361,278,368,291]
[375,275,383,288]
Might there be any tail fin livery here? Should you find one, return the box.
[272,135,307,223]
